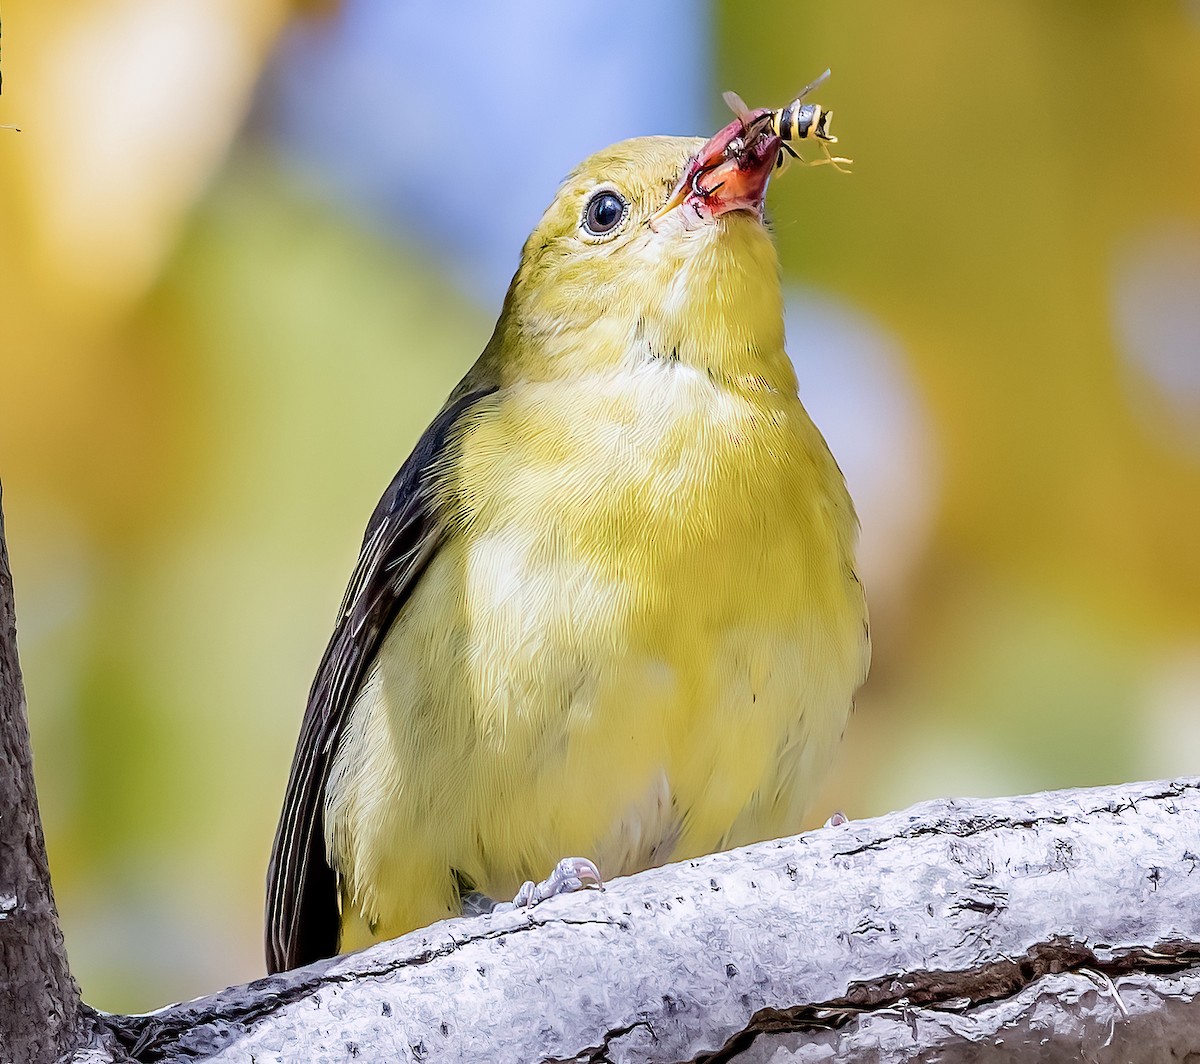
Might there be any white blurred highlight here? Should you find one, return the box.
[1139,647,1200,777]
[786,290,940,621]
[1112,221,1200,456]
[27,0,284,302]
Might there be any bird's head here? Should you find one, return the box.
[492,121,794,393]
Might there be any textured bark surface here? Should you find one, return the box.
[92,778,1200,1063]
[0,487,84,1064]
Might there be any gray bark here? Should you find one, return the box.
[0,486,85,1064]
[1,481,1198,1062]
[95,778,1200,1063]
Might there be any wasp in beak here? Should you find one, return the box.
[652,70,850,232]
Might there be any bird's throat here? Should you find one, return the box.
[636,213,793,392]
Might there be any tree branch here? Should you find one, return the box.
[95,778,1200,1063]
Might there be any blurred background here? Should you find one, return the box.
[2,0,1198,1013]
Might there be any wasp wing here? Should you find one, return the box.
[722,89,753,123]
[795,67,832,102]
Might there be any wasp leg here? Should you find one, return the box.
[817,140,854,173]
[788,145,851,174]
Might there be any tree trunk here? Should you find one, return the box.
[1,481,1199,1063]
[0,486,85,1064]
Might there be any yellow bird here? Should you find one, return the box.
[265,111,870,974]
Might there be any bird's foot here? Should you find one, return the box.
[460,891,502,917]
[823,810,849,828]
[494,857,604,914]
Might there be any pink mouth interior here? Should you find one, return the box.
[676,112,782,220]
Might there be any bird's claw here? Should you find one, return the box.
[504,857,604,911]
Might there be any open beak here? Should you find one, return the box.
[651,111,780,230]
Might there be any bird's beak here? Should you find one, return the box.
[651,113,780,231]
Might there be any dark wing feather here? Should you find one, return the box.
[264,385,495,973]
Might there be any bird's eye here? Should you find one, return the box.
[582,190,628,237]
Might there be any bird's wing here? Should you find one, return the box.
[264,384,496,974]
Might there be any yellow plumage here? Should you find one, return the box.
[319,137,869,951]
